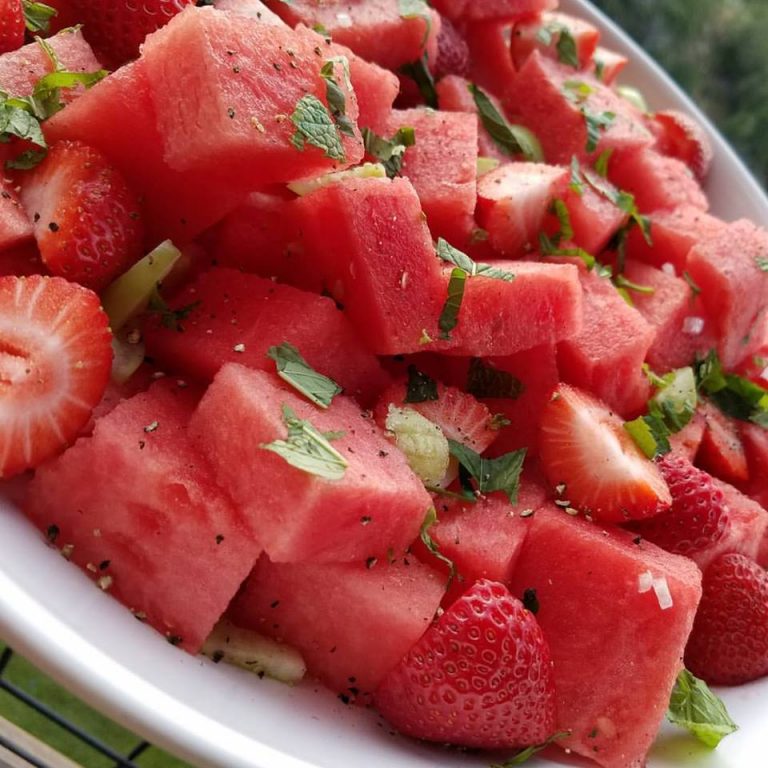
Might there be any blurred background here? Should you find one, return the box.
[593,0,768,187]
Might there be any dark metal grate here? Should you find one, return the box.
[0,647,152,768]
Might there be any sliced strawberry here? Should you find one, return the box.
[68,0,194,68]
[695,401,749,485]
[539,383,672,522]
[375,579,556,748]
[631,453,730,556]
[19,140,144,292]
[0,0,23,54]
[650,109,713,181]
[0,275,112,478]
[685,553,768,685]
[433,15,469,80]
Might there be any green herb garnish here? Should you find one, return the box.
[491,731,571,766]
[290,94,346,162]
[419,507,458,586]
[267,342,342,408]
[448,440,526,503]
[400,54,437,108]
[23,1,57,33]
[320,58,355,138]
[405,364,439,403]
[361,125,415,178]
[467,357,524,399]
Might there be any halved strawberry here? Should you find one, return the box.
[685,553,768,685]
[539,383,672,522]
[68,0,194,68]
[18,140,144,292]
[375,579,556,748]
[650,109,713,181]
[0,275,112,478]
[433,15,469,80]
[0,0,23,54]
[695,401,749,485]
[631,453,730,556]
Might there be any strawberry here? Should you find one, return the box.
[630,453,730,555]
[67,0,194,68]
[651,109,713,181]
[539,383,672,522]
[18,140,144,292]
[0,0,23,54]
[0,275,112,478]
[695,401,749,485]
[374,579,556,748]
[433,16,469,80]
[685,553,768,685]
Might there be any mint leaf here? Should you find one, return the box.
[320,58,355,138]
[438,267,466,340]
[267,342,342,409]
[584,109,615,153]
[147,288,200,331]
[291,94,346,162]
[624,414,670,459]
[555,27,579,68]
[23,1,57,33]
[261,405,348,480]
[467,357,524,399]
[582,169,652,246]
[400,54,437,108]
[613,272,655,306]
[490,731,571,766]
[361,125,415,178]
[469,82,543,162]
[405,365,439,403]
[448,440,526,503]
[436,237,515,281]
[420,507,458,586]
[538,198,596,268]
[0,101,46,147]
[594,148,613,177]
[667,668,738,748]
[756,255,768,272]
[569,156,585,195]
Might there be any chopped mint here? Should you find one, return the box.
[361,125,415,178]
[438,267,466,340]
[584,109,615,153]
[419,507,459,586]
[594,148,613,177]
[667,669,738,748]
[261,405,348,480]
[436,238,515,281]
[466,357,524,399]
[538,198,596,268]
[448,440,526,503]
[536,22,579,68]
[562,79,595,102]
[490,731,572,766]
[291,94,346,162]
[613,272,655,306]
[469,82,543,162]
[267,342,342,408]
[682,271,701,296]
[320,58,355,138]
[405,364,439,403]
[756,255,768,272]
[569,156,585,195]
[583,169,652,247]
[400,54,437,108]
[23,1,57,33]
[624,414,670,459]
[147,288,200,332]
[594,58,605,81]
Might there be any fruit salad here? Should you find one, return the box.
[1,1,767,767]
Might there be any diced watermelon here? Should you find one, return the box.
[508,504,702,768]
[625,204,727,274]
[695,402,750,486]
[227,554,444,699]
[668,409,707,461]
[189,365,432,563]
[608,148,708,213]
[686,219,768,368]
[142,267,388,404]
[622,260,714,372]
[382,108,477,245]
[431,0,556,22]
[0,178,33,253]
[592,46,628,85]
[214,0,287,26]
[505,51,652,164]
[741,422,768,509]
[557,268,654,417]
[476,162,568,256]
[263,0,439,71]
[463,21,518,103]
[511,11,600,70]
[24,381,259,654]
[140,6,363,179]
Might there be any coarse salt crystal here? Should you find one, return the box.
[652,576,674,610]
[661,262,677,276]
[336,12,352,27]
[637,570,653,593]
[682,316,705,335]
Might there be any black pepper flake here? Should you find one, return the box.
[138,440,146,450]
[167,634,183,646]
[46,524,59,543]
[270,600,280,609]
[48,221,59,232]
[232,65,241,73]
[348,686,359,696]
[273,62,282,71]
[522,588,540,615]
[360,516,372,526]
[227,107,236,119]
[211,650,225,663]
[338,693,351,705]
[215,534,224,545]
[33,212,40,222]
[633,536,643,545]
[99,559,111,571]
[365,557,377,569]
[348,676,357,683]
[378,450,389,458]
[257,670,265,679]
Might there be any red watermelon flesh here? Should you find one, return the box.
[511,11,600,70]
[263,0,439,71]
[0,178,33,253]
[623,260,714,372]
[142,267,388,405]
[625,204,727,274]
[227,553,444,699]
[24,381,259,654]
[608,148,708,213]
[741,422,768,511]
[292,176,447,355]
[463,21,518,103]
[686,218,768,368]
[696,402,750,486]
[432,0,556,23]
[668,409,707,461]
[189,364,432,563]
[592,46,628,85]
[508,504,702,768]
[557,268,654,417]
[141,6,363,179]
[214,0,287,26]
[382,108,477,246]
[505,51,653,165]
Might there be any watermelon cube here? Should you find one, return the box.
[24,381,260,653]
[696,402,749,486]
[463,21,519,103]
[668,409,707,461]
[431,0,556,23]
[592,46,629,85]
[557,268,655,417]
[214,0,287,25]
[142,267,388,405]
[382,108,478,246]
[686,219,768,368]
[0,179,33,254]
[508,505,702,768]
[511,11,600,70]
[189,364,433,563]
[227,554,444,699]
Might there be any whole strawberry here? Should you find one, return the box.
[685,553,768,685]
[433,16,469,81]
[631,453,729,556]
[68,0,194,68]
[0,0,23,54]
[374,579,556,749]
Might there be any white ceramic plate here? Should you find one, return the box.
[1,1,767,766]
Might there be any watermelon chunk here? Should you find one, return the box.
[382,108,478,246]
[214,0,287,25]
[668,409,707,461]
[227,554,444,699]
[0,178,33,254]
[557,269,654,417]
[592,46,628,85]
[463,21,518,103]
[431,0,556,23]
[686,218,768,368]
[142,267,388,404]
[189,364,432,563]
[511,11,600,70]
[696,402,750,485]
[508,504,702,768]
[24,381,259,654]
